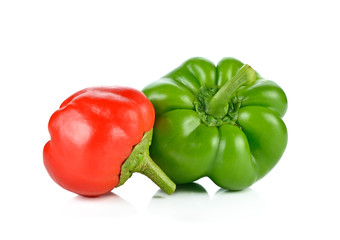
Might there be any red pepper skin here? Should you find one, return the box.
[43,87,155,197]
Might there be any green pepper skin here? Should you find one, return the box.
[143,58,287,190]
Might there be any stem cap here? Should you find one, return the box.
[117,129,176,195]
[206,64,256,118]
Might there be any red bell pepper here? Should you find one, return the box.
[43,86,175,197]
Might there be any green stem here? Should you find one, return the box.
[206,64,256,118]
[117,129,176,195]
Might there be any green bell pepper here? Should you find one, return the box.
[143,57,287,190]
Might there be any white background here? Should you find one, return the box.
[1,0,339,239]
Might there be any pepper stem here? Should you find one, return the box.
[206,64,256,118]
[117,129,176,195]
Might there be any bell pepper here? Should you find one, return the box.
[143,57,288,190]
[43,87,175,197]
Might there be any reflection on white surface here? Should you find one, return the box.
[62,192,136,218]
[148,183,267,222]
